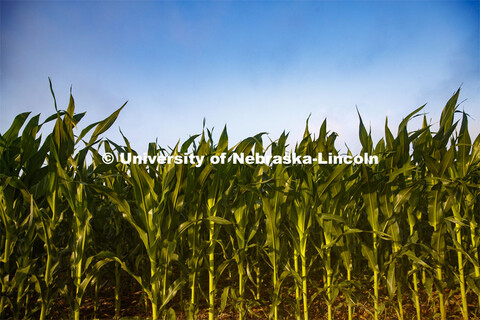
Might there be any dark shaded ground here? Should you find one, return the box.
[48,284,479,320]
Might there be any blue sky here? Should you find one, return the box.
[1,1,479,154]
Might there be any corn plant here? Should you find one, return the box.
[103,139,182,319]
[0,111,54,319]
[1,85,479,320]
[227,133,265,320]
[262,132,289,320]
[356,111,384,320]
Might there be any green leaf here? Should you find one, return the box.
[88,102,127,145]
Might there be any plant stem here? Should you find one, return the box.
[410,221,421,320]
[189,220,198,320]
[239,265,244,320]
[393,244,404,320]
[294,248,301,320]
[0,236,10,319]
[347,267,352,320]
[115,261,121,319]
[163,260,168,304]
[436,265,445,320]
[373,233,379,320]
[151,256,159,320]
[301,252,308,320]
[256,244,261,301]
[412,267,421,320]
[208,219,215,320]
[470,220,480,311]
[272,249,278,320]
[456,225,468,319]
[327,267,333,320]
[74,261,82,320]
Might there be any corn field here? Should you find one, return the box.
[1,84,480,320]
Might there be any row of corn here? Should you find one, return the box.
[1,84,479,320]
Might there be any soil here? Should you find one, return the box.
[46,284,479,320]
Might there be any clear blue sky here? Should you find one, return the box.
[1,1,479,153]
